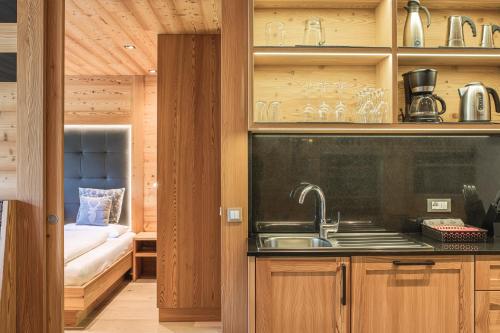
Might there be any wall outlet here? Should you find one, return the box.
[227,208,242,223]
[427,199,452,213]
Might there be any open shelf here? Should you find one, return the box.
[254,47,392,65]
[135,252,157,258]
[397,1,500,48]
[398,48,500,66]
[253,0,392,48]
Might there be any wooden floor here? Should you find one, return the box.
[65,280,222,333]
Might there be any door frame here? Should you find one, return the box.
[16,0,64,332]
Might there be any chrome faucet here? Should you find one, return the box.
[290,182,339,238]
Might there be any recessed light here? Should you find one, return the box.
[123,44,136,50]
[148,69,157,74]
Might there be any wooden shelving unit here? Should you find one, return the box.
[249,0,500,133]
[132,231,157,281]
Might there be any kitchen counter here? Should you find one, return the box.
[247,233,500,256]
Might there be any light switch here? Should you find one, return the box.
[227,208,242,223]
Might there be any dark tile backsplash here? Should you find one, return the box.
[250,134,500,234]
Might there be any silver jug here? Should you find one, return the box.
[458,82,500,122]
[480,24,500,48]
[446,16,477,47]
[403,0,431,47]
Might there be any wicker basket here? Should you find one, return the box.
[422,224,487,243]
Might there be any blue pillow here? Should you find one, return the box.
[76,196,113,226]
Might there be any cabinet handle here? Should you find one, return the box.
[340,263,346,306]
[392,260,435,266]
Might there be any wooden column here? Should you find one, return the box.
[17,0,64,332]
[157,34,221,322]
[221,0,249,331]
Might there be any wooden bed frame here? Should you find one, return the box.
[64,251,133,327]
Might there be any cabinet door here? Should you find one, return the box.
[476,256,500,291]
[352,256,474,333]
[256,258,349,333]
[476,291,500,333]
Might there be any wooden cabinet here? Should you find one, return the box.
[475,256,500,332]
[255,258,349,333]
[352,255,474,333]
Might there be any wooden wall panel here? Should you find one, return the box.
[0,201,16,333]
[64,75,134,124]
[221,0,249,331]
[157,34,221,321]
[17,0,47,330]
[143,76,157,232]
[0,83,16,199]
[132,76,145,233]
[0,24,16,53]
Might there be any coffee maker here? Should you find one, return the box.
[402,69,447,122]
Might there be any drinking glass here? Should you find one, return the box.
[303,17,325,46]
[268,101,281,121]
[265,22,286,46]
[255,101,268,122]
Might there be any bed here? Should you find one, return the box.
[63,127,134,327]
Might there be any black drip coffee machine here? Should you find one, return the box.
[402,69,447,122]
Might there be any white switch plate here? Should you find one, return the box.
[427,199,452,213]
[227,208,242,223]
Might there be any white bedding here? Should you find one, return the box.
[64,223,129,239]
[64,232,135,286]
[64,229,108,264]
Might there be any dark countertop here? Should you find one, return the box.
[247,233,500,257]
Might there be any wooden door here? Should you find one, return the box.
[157,34,221,321]
[256,258,349,333]
[352,256,474,333]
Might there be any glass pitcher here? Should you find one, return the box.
[303,17,325,46]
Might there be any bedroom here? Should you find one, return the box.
[0,0,222,332]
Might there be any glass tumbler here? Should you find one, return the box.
[303,17,325,46]
[265,22,286,46]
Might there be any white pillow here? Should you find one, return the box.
[64,223,129,238]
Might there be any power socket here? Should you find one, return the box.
[427,198,452,213]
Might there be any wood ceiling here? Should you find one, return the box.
[65,0,221,76]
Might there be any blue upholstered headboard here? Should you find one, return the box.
[64,126,131,226]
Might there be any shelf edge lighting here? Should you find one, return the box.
[254,52,392,57]
[398,53,500,58]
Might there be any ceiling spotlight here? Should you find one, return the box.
[148,69,157,74]
[123,44,136,50]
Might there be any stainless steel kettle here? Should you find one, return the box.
[480,24,500,48]
[446,16,477,47]
[403,0,431,47]
[458,82,500,122]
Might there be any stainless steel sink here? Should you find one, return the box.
[257,233,432,251]
[259,235,333,250]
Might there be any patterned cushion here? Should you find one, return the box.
[76,196,113,226]
[79,188,125,224]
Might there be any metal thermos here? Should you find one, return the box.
[446,16,477,47]
[459,82,500,122]
[403,0,431,47]
[480,24,500,48]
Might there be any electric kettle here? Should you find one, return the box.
[446,16,477,47]
[480,24,500,48]
[403,0,431,47]
[458,82,500,122]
